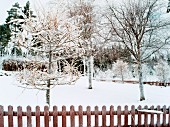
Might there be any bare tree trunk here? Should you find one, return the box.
[121,69,124,83]
[138,61,145,101]
[46,50,52,106]
[88,55,93,89]
[83,56,86,76]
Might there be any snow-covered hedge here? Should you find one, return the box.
[2,59,47,71]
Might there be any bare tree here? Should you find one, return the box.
[14,2,83,105]
[106,0,170,101]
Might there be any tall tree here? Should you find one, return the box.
[4,1,35,56]
[70,0,98,89]
[106,0,170,101]
[0,24,11,54]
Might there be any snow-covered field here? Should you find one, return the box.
[0,74,170,109]
[0,73,170,126]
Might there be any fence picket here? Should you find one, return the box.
[62,106,66,127]
[87,106,91,127]
[44,106,49,127]
[8,106,13,127]
[70,105,75,127]
[36,106,40,127]
[157,105,161,127]
[131,105,135,127]
[0,105,4,127]
[110,105,114,127]
[169,106,170,127]
[78,106,83,127]
[27,106,32,127]
[150,105,154,127]
[102,106,106,127]
[94,106,98,127]
[144,105,148,126]
[137,105,142,127]
[17,106,22,127]
[117,106,121,126]
[0,105,170,126]
[162,105,166,127]
[53,106,58,127]
[124,105,128,126]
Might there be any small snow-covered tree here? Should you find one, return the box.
[13,1,83,105]
[113,60,128,83]
[155,60,170,85]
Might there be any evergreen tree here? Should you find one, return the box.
[23,1,35,18]
[0,24,11,54]
[2,1,35,56]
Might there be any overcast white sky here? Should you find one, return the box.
[0,0,111,25]
[1,0,168,25]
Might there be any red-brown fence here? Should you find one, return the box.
[143,82,170,86]
[99,79,170,86]
[0,105,170,127]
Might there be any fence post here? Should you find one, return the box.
[157,105,161,127]
[138,105,142,127]
[162,105,166,126]
[17,106,22,127]
[36,106,40,127]
[62,106,66,127]
[8,105,13,127]
[0,105,4,127]
[78,105,83,127]
[44,106,49,127]
[27,106,32,127]
[102,106,106,127]
[150,105,154,127]
[53,106,58,127]
[117,106,121,127]
[131,105,135,127]
[94,106,98,127]
[110,105,114,127]
[144,105,148,126]
[87,106,91,127]
[124,105,128,126]
[70,105,75,127]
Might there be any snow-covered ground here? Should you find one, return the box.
[0,73,170,126]
[0,74,169,109]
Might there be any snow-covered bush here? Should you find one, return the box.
[155,60,170,85]
[113,60,129,82]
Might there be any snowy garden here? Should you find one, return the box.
[1,0,170,126]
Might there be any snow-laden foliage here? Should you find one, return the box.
[113,60,129,82]
[155,60,170,84]
[9,1,84,92]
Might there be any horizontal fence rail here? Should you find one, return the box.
[0,105,170,127]
[99,79,170,86]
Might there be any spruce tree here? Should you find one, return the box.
[2,1,35,56]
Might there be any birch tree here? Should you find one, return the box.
[69,1,96,89]
[70,0,105,89]
[14,2,83,105]
[106,0,170,101]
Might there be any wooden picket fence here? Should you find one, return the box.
[0,105,170,127]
